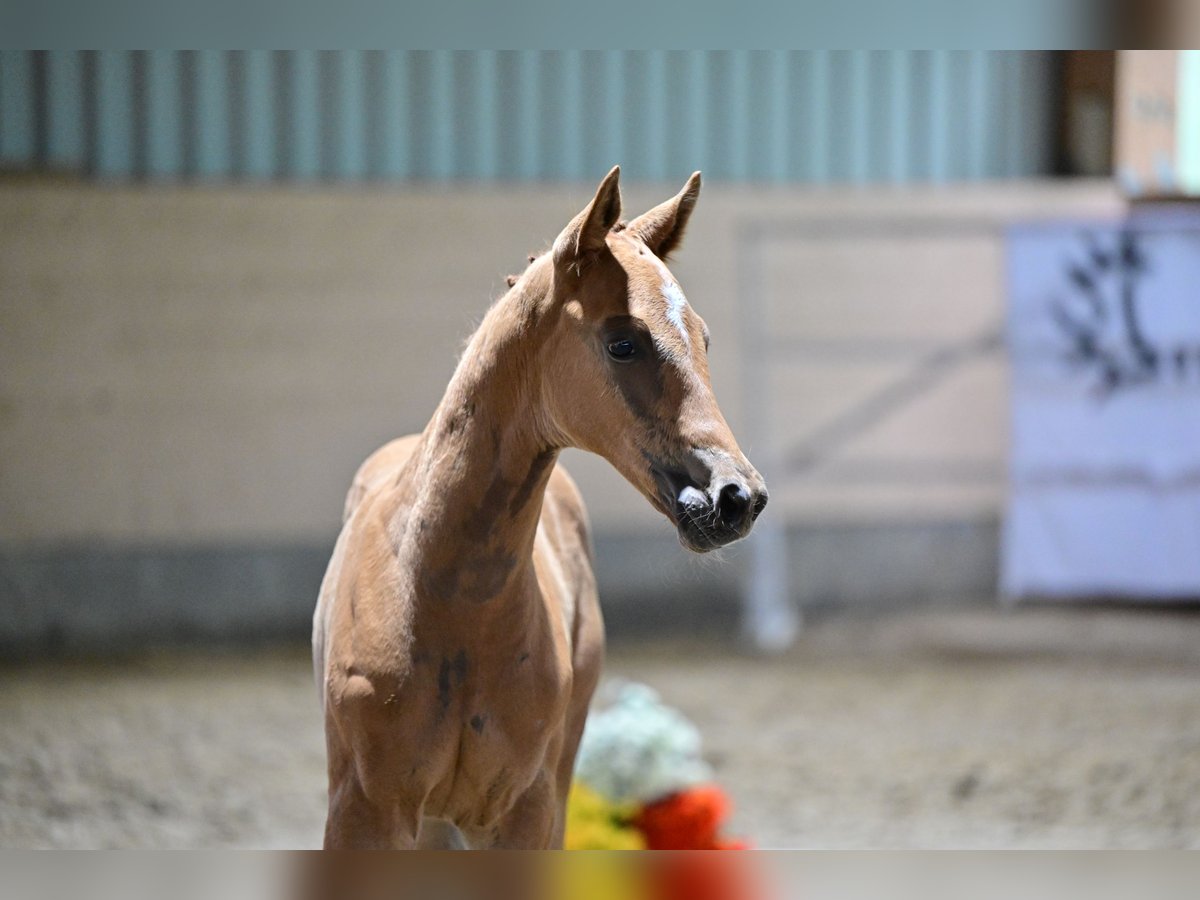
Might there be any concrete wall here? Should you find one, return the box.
[0,178,1124,651]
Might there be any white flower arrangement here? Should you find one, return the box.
[573,681,712,804]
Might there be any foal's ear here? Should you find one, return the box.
[553,166,622,268]
[627,171,701,261]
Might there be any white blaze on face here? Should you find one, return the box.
[661,279,691,350]
[644,253,691,354]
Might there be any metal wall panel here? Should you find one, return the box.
[0,50,1058,183]
[0,50,34,165]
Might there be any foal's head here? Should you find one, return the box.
[539,167,767,552]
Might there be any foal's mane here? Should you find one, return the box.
[505,221,630,288]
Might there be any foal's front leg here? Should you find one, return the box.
[483,769,560,849]
[323,772,421,849]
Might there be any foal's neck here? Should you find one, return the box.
[404,274,559,611]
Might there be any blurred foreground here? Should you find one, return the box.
[4,852,1200,900]
[2,605,1199,849]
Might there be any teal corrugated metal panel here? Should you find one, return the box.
[955,51,977,179]
[1022,51,1056,176]
[449,51,472,178]
[783,53,808,181]
[966,52,992,181]
[704,51,733,181]
[448,51,477,179]
[238,50,274,180]
[928,50,951,183]
[825,52,847,182]
[726,51,751,182]
[908,51,934,181]
[617,51,646,180]
[849,50,871,184]
[576,50,613,178]
[1018,51,1046,177]
[559,50,584,180]
[363,50,383,178]
[809,50,832,182]
[642,51,667,182]
[832,51,865,183]
[377,50,409,180]
[1002,51,1026,177]
[0,50,1060,185]
[983,51,1009,177]
[423,50,453,181]
[831,50,870,184]
[95,51,134,179]
[193,51,230,179]
[513,51,541,181]
[332,50,368,180]
[286,50,321,180]
[493,51,517,179]
[888,51,910,184]
[409,50,431,178]
[46,50,84,168]
[685,50,709,177]
[472,50,499,181]
[864,51,890,182]
[745,53,766,181]
[145,51,181,179]
[0,50,34,165]
[600,51,624,181]
[537,51,566,179]
[765,51,789,183]
[942,51,966,182]
[575,51,600,177]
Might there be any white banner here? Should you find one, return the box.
[1004,212,1200,598]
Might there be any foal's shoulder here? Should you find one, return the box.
[543,461,592,551]
[546,462,585,513]
[343,434,423,523]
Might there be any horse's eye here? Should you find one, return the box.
[606,339,637,361]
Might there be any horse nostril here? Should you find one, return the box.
[717,483,753,529]
[751,489,768,521]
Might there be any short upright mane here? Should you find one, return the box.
[506,220,632,288]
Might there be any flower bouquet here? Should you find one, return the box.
[565,683,747,851]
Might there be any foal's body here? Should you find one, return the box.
[314,168,766,848]
[314,306,603,849]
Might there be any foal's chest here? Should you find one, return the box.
[416,634,573,825]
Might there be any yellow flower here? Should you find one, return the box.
[564,782,645,851]
[554,805,650,900]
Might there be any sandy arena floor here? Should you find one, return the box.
[2,606,1199,848]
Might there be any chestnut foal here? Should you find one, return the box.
[312,168,767,849]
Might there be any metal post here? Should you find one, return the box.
[738,225,801,652]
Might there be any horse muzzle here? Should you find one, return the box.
[648,454,768,552]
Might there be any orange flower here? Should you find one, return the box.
[633,785,736,851]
